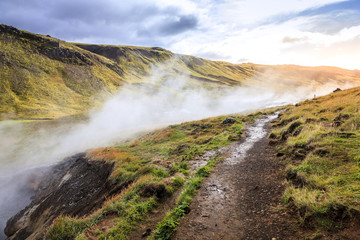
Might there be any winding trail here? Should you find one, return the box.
[172,113,298,240]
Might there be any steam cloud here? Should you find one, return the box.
[0,59,358,238]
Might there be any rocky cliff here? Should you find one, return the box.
[4,153,127,240]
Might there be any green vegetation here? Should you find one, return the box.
[124,115,245,165]
[0,24,122,119]
[270,87,360,233]
[2,24,360,120]
[3,23,360,238]
[47,178,161,240]
[45,113,251,239]
[150,157,220,240]
[0,119,35,125]
[0,24,255,120]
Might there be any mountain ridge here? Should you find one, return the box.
[1,24,360,120]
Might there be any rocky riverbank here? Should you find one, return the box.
[4,153,121,240]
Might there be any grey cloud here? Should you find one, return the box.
[158,15,198,35]
[46,1,161,25]
[138,14,199,38]
[0,0,198,46]
[303,10,360,35]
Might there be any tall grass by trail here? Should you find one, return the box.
[270,87,360,234]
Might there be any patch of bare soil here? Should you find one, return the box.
[84,214,118,240]
[172,114,301,240]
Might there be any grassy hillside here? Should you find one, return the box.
[45,112,258,239]
[75,43,255,87]
[0,24,254,120]
[270,86,360,236]
[0,24,127,119]
[1,24,360,120]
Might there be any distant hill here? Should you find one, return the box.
[1,24,360,119]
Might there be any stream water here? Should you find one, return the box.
[188,112,279,171]
[226,113,279,165]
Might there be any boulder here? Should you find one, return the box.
[222,118,236,124]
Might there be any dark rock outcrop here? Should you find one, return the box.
[222,118,236,124]
[0,24,93,66]
[5,153,117,240]
[76,44,171,64]
[39,47,94,65]
[333,113,351,127]
[0,24,43,42]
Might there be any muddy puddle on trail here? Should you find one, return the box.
[202,113,279,209]
[188,113,279,171]
[226,113,279,165]
[188,150,217,172]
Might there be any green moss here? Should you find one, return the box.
[46,217,89,240]
[150,157,222,240]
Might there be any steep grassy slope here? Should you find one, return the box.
[75,43,255,87]
[0,25,127,119]
[270,87,360,236]
[0,24,255,120]
[2,24,360,120]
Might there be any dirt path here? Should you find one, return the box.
[172,113,300,240]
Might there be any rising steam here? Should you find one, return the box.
[0,58,358,238]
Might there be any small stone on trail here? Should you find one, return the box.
[142,229,152,238]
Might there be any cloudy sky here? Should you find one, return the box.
[1,0,359,69]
